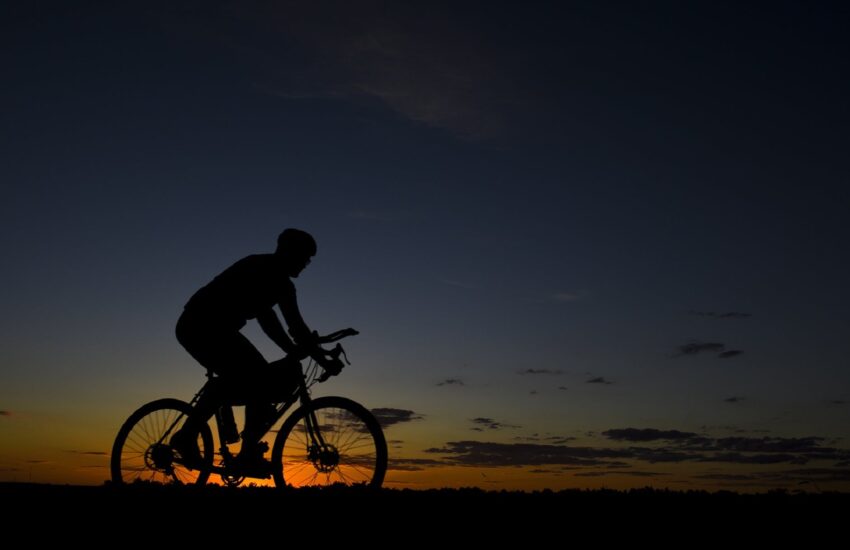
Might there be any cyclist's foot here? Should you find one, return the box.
[234,441,272,478]
[170,428,203,469]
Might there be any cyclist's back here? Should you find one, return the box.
[183,254,298,332]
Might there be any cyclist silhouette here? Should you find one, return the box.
[170,228,332,475]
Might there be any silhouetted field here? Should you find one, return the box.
[3,482,845,540]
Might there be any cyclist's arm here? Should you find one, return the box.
[278,287,319,350]
[257,308,296,354]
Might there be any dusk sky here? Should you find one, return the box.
[2,1,849,491]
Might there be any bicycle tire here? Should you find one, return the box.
[111,398,214,485]
[271,396,388,488]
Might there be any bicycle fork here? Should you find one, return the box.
[304,409,340,472]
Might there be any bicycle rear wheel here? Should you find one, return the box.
[111,398,214,485]
[271,396,387,488]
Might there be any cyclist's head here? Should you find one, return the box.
[276,228,316,278]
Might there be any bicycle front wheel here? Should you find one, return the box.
[272,396,388,488]
[111,398,214,485]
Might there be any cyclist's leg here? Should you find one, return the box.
[242,357,304,449]
[175,313,231,428]
[172,313,251,464]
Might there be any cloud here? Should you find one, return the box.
[512,434,574,444]
[518,368,564,375]
[0,410,10,417]
[575,470,669,478]
[470,417,520,430]
[529,390,538,395]
[387,457,445,472]
[718,350,744,359]
[724,396,745,403]
[766,468,850,483]
[830,400,847,405]
[694,473,758,481]
[706,436,825,453]
[424,440,632,467]
[603,428,699,442]
[674,341,726,356]
[700,452,807,465]
[370,408,424,428]
[558,386,568,391]
[688,311,753,319]
[169,1,526,140]
[436,378,465,387]
[529,468,563,474]
[586,377,612,385]
[421,430,850,472]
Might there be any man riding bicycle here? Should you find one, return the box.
[170,228,335,475]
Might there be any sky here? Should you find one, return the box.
[1,0,849,491]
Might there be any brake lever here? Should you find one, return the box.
[334,343,351,366]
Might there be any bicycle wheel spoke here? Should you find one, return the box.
[113,399,213,486]
[276,397,386,488]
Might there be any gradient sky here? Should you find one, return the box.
[2,1,849,491]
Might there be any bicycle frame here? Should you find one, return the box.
[183,353,339,479]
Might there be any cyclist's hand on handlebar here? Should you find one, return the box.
[314,343,348,379]
[320,355,344,376]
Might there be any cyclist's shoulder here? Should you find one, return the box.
[232,254,295,291]
[228,253,282,271]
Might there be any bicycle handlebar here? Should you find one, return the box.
[307,328,358,383]
[318,328,359,344]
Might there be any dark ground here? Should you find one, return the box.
[3,482,845,541]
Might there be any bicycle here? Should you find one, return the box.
[110,328,388,488]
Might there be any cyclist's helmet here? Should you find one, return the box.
[276,228,317,257]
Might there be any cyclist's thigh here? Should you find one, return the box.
[178,321,265,374]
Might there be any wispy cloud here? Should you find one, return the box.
[673,341,746,359]
[724,396,745,403]
[386,457,445,472]
[371,408,424,428]
[603,428,699,442]
[425,428,850,474]
[694,473,758,481]
[518,368,563,375]
[674,341,725,356]
[512,434,574,444]
[586,376,613,385]
[688,311,753,319]
[0,410,10,417]
[175,1,526,140]
[436,378,465,387]
[470,417,520,431]
[424,440,632,467]
[575,470,669,478]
